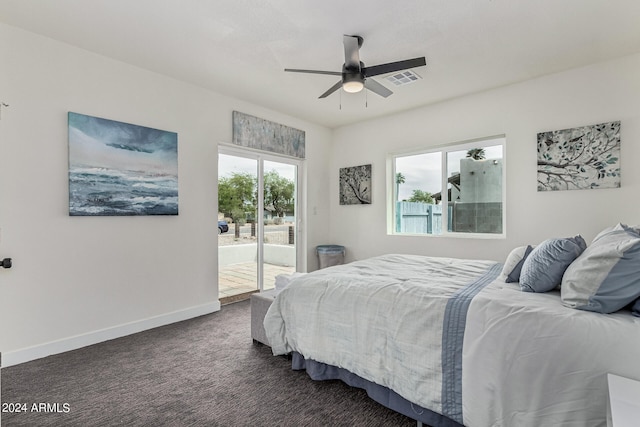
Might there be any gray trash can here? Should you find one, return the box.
[316,245,345,269]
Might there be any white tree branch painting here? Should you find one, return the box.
[339,164,372,205]
[537,121,620,191]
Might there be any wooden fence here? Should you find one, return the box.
[396,201,443,234]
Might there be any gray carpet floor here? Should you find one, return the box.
[1,300,415,426]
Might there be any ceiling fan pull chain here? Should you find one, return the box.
[339,89,342,110]
[365,88,368,108]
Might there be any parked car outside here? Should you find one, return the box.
[218,220,229,234]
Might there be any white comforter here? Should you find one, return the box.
[264,254,498,422]
[264,254,640,427]
[463,279,640,427]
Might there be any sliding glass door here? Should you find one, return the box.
[262,160,297,291]
[218,149,300,300]
[218,153,259,300]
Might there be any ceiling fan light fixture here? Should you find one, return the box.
[342,72,364,93]
[343,80,364,93]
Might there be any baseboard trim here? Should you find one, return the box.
[2,301,221,367]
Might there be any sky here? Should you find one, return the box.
[218,153,296,181]
[395,143,502,201]
[219,141,501,202]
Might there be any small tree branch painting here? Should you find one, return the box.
[537,121,620,191]
[340,164,372,205]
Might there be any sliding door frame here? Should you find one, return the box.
[218,144,306,291]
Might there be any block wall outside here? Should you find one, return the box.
[452,202,503,234]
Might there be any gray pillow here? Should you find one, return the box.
[519,235,587,293]
[561,224,640,314]
[632,299,640,317]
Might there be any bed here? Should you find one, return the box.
[264,243,640,426]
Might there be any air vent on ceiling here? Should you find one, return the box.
[384,70,422,86]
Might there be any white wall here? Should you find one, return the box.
[0,24,331,364]
[330,53,640,263]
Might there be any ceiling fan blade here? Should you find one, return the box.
[364,78,393,98]
[363,57,426,77]
[284,68,342,76]
[319,80,343,98]
[343,35,362,70]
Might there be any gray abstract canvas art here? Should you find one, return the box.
[68,112,178,215]
[232,111,305,159]
[340,164,372,205]
[537,121,620,191]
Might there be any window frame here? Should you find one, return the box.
[388,135,506,239]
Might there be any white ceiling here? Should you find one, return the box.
[2,0,640,128]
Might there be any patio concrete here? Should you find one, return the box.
[219,262,295,299]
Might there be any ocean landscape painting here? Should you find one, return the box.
[68,112,178,216]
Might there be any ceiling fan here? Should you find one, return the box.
[285,35,426,99]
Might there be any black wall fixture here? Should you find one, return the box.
[1,258,12,268]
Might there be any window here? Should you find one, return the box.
[391,136,505,237]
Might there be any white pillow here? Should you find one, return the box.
[561,224,640,313]
[501,245,533,282]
